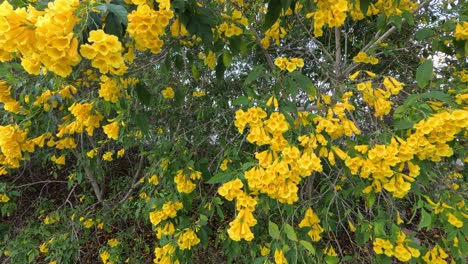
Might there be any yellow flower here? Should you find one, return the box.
[149,175,159,185]
[162,87,175,99]
[396,211,404,225]
[44,215,59,225]
[103,121,119,140]
[298,208,323,242]
[102,151,113,161]
[87,149,97,158]
[192,91,206,97]
[155,222,175,239]
[39,242,48,254]
[117,148,125,158]
[454,22,468,40]
[51,155,66,165]
[349,70,361,80]
[218,178,243,201]
[177,228,200,250]
[447,213,463,228]
[100,250,110,263]
[323,246,337,256]
[348,221,356,232]
[0,194,10,203]
[219,159,231,171]
[260,245,270,256]
[108,238,119,248]
[227,208,257,241]
[83,219,94,228]
[274,249,288,264]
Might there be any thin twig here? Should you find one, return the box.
[118,155,146,204]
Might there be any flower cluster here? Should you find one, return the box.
[0,125,31,170]
[127,4,174,54]
[312,92,360,139]
[0,80,20,113]
[373,231,420,262]
[454,22,468,40]
[155,222,174,239]
[80,30,127,75]
[235,108,326,204]
[153,244,178,264]
[218,22,243,38]
[102,121,120,140]
[149,201,183,226]
[174,167,202,193]
[373,0,418,17]
[57,102,103,137]
[298,208,324,242]
[344,109,467,198]
[218,179,257,241]
[353,51,379,64]
[261,21,287,49]
[422,245,449,264]
[170,18,189,37]
[305,0,348,37]
[274,57,304,72]
[350,0,417,20]
[177,228,200,250]
[99,76,123,103]
[0,0,81,77]
[356,76,403,118]
[425,196,465,228]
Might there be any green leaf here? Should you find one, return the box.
[199,214,208,226]
[135,113,150,135]
[233,96,250,106]
[299,240,316,255]
[416,59,433,88]
[192,64,200,80]
[283,76,298,97]
[283,223,298,241]
[135,83,151,106]
[418,209,432,230]
[360,0,370,15]
[206,172,236,184]
[402,10,414,26]
[377,13,387,31]
[183,6,215,47]
[374,221,386,237]
[325,256,340,264]
[268,221,280,240]
[244,65,265,86]
[105,3,128,25]
[264,0,282,30]
[223,50,232,68]
[415,28,434,41]
[104,13,123,39]
[289,71,316,95]
[241,162,256,171]
[393,120,414,130]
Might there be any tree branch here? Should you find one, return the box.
[250,26,276,71]
[335,27,342,80]
[343,0,431,76]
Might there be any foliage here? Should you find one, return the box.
[0,0,467,263]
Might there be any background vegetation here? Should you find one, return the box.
[0,0,467,263]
